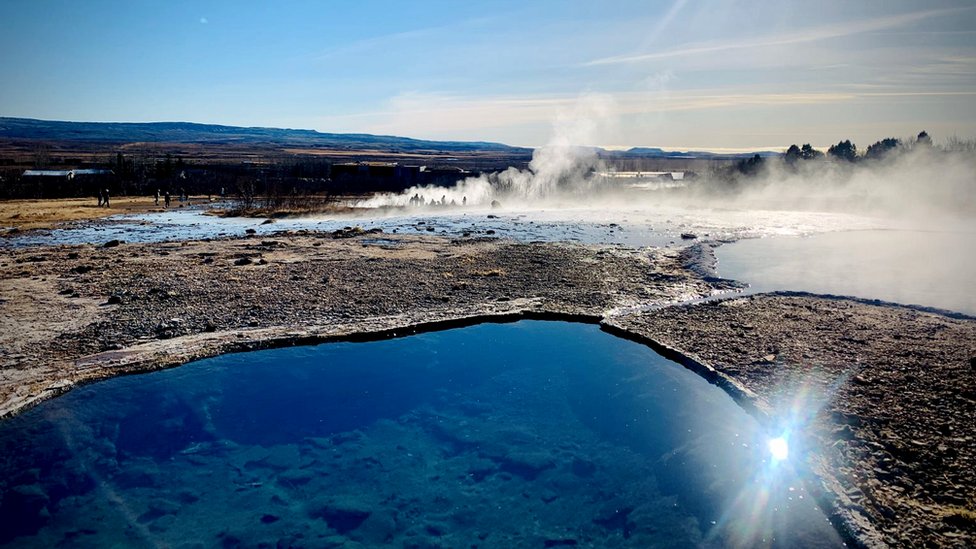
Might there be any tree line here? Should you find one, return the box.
[720,130,954,182]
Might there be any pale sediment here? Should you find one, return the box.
[1,232,974,547]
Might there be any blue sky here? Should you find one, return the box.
[1,0,974,149]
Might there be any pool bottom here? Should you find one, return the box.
[0,321,842,548]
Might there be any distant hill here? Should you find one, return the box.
[0,117,780,159]
[0,117,531,154]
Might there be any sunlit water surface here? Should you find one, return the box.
[716,229,976,316]
[0,321,842,548]
[0,203,881,248]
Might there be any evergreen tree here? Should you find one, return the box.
[827,140,857,162]
[800,144,823,160]
[864,138,900,160]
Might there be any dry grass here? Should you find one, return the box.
[0,196,171,230]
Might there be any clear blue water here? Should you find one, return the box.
[0,321,842,548]
[716,229,976,316]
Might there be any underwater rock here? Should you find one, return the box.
[277,468,314,487]
[261,444,300,470]
[570,457,597,478]
[356,509,398,544]
[496,450,555,480]
[308,497,372,535]
[112,467,159,489]
[0,484,50,540]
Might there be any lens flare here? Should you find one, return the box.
[768,436,789,461]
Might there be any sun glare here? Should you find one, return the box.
[768,436,789,461]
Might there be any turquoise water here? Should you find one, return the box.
[0,321,842,548]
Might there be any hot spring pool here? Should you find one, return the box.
[0,321,843,548]
[716,229,976,316]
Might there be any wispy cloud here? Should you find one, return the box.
[585,7,973,66]
[309,86,976,145]
[311,16,496,62]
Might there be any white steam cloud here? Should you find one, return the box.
[356,96,975,227]
[356,94,614,209]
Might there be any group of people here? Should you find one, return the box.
[152,187,226,207]
[407,193,467,208]
[153,189,172,207]
[153,188,195,208]
[96,189,111,207]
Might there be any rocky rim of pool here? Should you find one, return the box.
[1,232,974,547]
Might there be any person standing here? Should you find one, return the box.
[103,189,110,208]
[97,189,104,207]
[154,189,160,206]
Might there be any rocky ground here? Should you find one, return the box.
[1,231,974,547]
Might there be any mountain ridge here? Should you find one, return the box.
[0,117,780,158]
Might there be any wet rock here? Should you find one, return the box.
[103,239,123,248]
[332,226,382,239]
[261,219,275,225]
[234,257,253,266]
[680,233,697,240]
[106,294,123,305]
[71,265,93,274]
